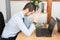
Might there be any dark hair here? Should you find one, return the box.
[23,2,36,12]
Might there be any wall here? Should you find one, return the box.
[52,2,60,19]
[10,1,29,16]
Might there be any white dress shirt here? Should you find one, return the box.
[1,11,35,38]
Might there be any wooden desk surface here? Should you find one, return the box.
[16,24,60,40]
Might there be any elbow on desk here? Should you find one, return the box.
[26,34,31,37]
[25,32,32,37]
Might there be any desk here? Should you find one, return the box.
[16,24,60,40]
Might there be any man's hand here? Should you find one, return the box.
[32,12,41,23]
[28,11,41,23]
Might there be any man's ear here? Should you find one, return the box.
[26,8,29,12]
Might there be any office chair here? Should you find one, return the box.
[0,11,5,36]
[56,18,60,33]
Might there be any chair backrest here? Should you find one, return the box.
[56,18,60,22]
[0,12,5,36]
[56,18,60,32]
[48,17,56,34]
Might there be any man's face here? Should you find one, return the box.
[26,10,35,16]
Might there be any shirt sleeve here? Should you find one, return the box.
[16,18,36,36]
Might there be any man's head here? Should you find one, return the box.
[23,2,36,16]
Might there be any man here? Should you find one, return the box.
[1,2,36,40]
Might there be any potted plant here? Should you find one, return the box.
[35,23,42,28]
[31,0,42,10]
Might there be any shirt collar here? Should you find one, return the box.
[20,11,25,18]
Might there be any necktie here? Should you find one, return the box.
[22,17,31,29]
[22,18,24,22]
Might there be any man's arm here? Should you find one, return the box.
[16,18,35,36]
